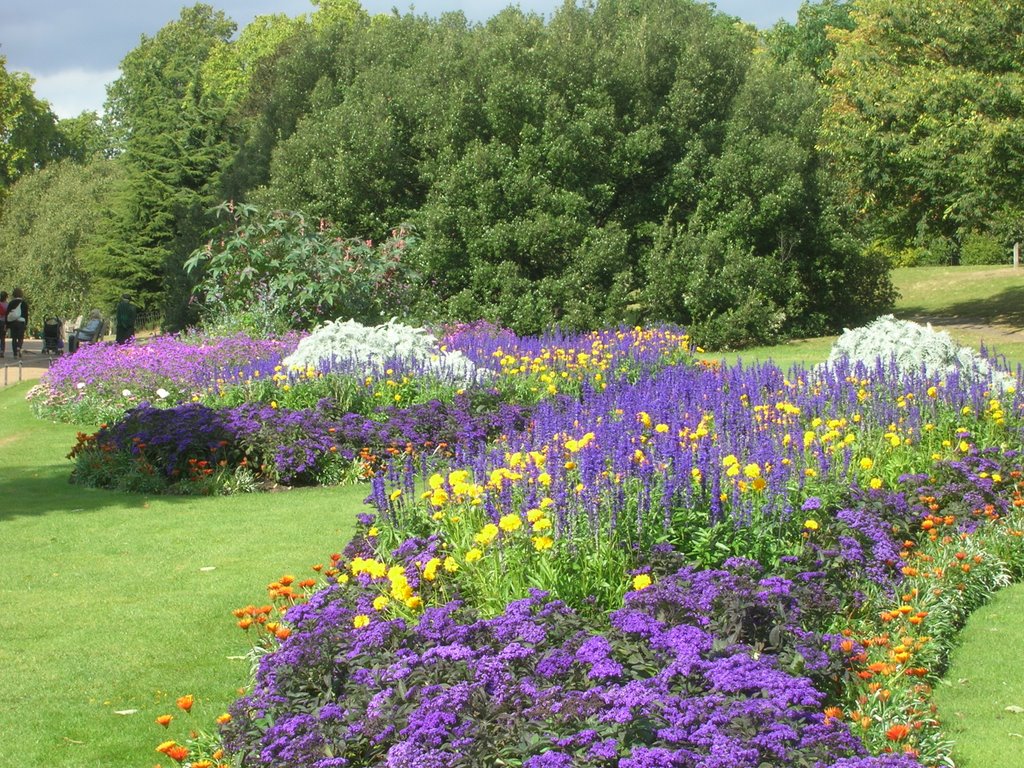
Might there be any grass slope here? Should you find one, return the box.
[0,383,366,768]
[932,583,1024,768]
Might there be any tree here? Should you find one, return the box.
[823,0,1024,259]
[0,158,128,323]
[102,4,237,327]
[1,56,60,204]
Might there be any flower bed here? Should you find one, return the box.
[28,322,1024,766]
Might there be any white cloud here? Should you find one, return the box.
[29,67,119,119]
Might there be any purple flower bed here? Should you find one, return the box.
[222,547,921,768]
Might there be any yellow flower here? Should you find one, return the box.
[869,477,883,490]
[389,489,402,501]
[526,508,545,523]
[499,514,522,532]
[632,573,653,591]
[532,517,552,531]
[405,595,423,610]
[859,457,874,471]
[422,558,441,581]
[353,614,370,629]
[473,524,499,546]
[743,463,761,479]
[926,385,938,398]
[465,548,483,563]
[804,519,819,531]
[372,595,390,611]
[443,556,459,573]
[532,535,554,551]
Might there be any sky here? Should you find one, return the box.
[2,1,802,119]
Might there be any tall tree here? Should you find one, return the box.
[102,4,236,326]
[823,0,1024,257]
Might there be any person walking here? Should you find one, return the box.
[115,293,137,344]
[5,288,28,358]
[0,291,7,358]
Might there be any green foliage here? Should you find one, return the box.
[823,0,1024,252]
[960,232,1007,266]
[185,202,417,333]
[0,56,61,204]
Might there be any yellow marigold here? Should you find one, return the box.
[499,514,522,532]
[422,557,441,581]
[526,508,545,523]
[532,536,554,551]
[869,477,883,489]
[373,595,390,611]
[353,614,370,629]
[859,457,874,471]
[743,463,761,479]
[405,596,423,610]
[804,519,819,530]
[465,548,483,563]
[632,573,653,591]
[443,556,459,573]
[532,517,552,531]
[473,523,499,546]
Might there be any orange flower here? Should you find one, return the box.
[156,714,173,727]
[176,694,194,712]
[216,713,232,725]
[192,761,214,768]
[166,744,189,762]
[886,724,910,741]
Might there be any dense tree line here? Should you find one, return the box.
[1,0,1020,346]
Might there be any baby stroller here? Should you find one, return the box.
[42,317,64,355]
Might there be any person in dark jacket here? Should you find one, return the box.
[5,288,28,358]
[115,294,137,344]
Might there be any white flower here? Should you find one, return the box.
[76,382,86,390]
[122,389,132,397]
[156,388,170,399]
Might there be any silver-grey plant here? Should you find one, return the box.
[824,314,1015,390]
[282,318,482,383]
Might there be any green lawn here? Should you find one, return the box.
[932,582,1024,768]
[1,383,366,768]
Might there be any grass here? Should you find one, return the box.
[0,383,367,768]
[931,583,1024,768]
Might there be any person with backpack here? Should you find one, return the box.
[0,291,7,358]
[5,288,29,358]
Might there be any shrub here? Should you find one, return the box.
[824,315,1015,390]
[960,232,1006,266]
[185,202,417,334]
[282,318,481,384]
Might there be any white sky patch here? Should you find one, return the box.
[30,67,119,119]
